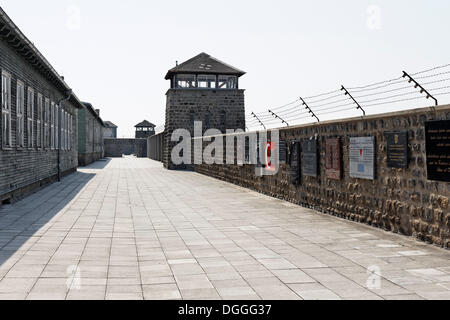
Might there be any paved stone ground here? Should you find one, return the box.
[0,157,449,300]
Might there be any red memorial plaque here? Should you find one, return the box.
[325,138,342,180]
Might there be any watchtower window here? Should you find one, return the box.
[176,74,196,88]
[218,75,237,89]
[172,74,239,89]
[198,75,216,89]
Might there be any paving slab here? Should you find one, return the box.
[0,157,449,300]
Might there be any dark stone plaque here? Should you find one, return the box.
[425,120,450,182]
[385,131,408,168]
[256,142,263,168]
[244,137,250,164]
[302,139,318,178]
[279,140,287,164]
[325,138,342,180]
[289,142,300,185]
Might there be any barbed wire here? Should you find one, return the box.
[363,95,431,108]
[358,90,421,104]
[411,63,450,76]
[429,85,450,92]
[304,93,345,105]
[246,62,450,129]
[315,106,356,116]
[269,98,301,111]
[346,78,410,94]
[303,89,341,100]
[352,84,412,99]
[346,75,405,91]
[306,96,352,108]
[414,70,450,80]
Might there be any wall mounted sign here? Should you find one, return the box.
[265,142,276,172]
[325,138,342,180]
[425,120,450,182]
[279,140,287,164]
[244,137,250,164]
[255,137,263,168]
[349,136,375,180]
[302,139,318,177]
[289,142,300,185]
[385,131,408,168]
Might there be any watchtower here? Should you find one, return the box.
[135,120,156,139]
[163,52,246,169]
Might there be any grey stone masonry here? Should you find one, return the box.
[104,139,147,158]
[164,89,245,170]
[194,105,450,249]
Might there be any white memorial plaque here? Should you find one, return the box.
[349,137,375,180]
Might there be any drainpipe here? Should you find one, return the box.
[57,89,73,182]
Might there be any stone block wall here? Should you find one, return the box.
[194,105,450,248]
[148,132,164,162]
[164,88,245,170]
[104,139,147,158]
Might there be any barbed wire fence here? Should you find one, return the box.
[246,63,450,131]
[154,124,165,134]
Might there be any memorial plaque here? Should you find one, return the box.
[256,141,263,168]
[244,137,250,164]
[325,138,342,180]
[349,136,375,180]
[289,142,300,185]
[385,131,408,168]
[302,139,318,177]
[425,120,450,182]
[279,140,287,164]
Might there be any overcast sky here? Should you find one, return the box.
[1,0,450,136]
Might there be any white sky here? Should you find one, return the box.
[1,0,450,136]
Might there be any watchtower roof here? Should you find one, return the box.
[165,52,246,80]
[135,120,156,128]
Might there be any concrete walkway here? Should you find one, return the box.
[0,157,449,300]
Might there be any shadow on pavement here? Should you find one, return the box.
[0,170,96,268]
[79,158,112,170]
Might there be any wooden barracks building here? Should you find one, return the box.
[78,102,105,166]
[0,8,104,203]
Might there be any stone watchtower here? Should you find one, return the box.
[135,120,156,139]
[163,52,246,169]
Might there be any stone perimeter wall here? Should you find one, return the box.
[148,132,165,162]
[104,139,147,158]
[194,105,450,249]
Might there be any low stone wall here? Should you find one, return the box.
[148,132,165,162]
[104,139,147,158]
[194,105,450,248]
